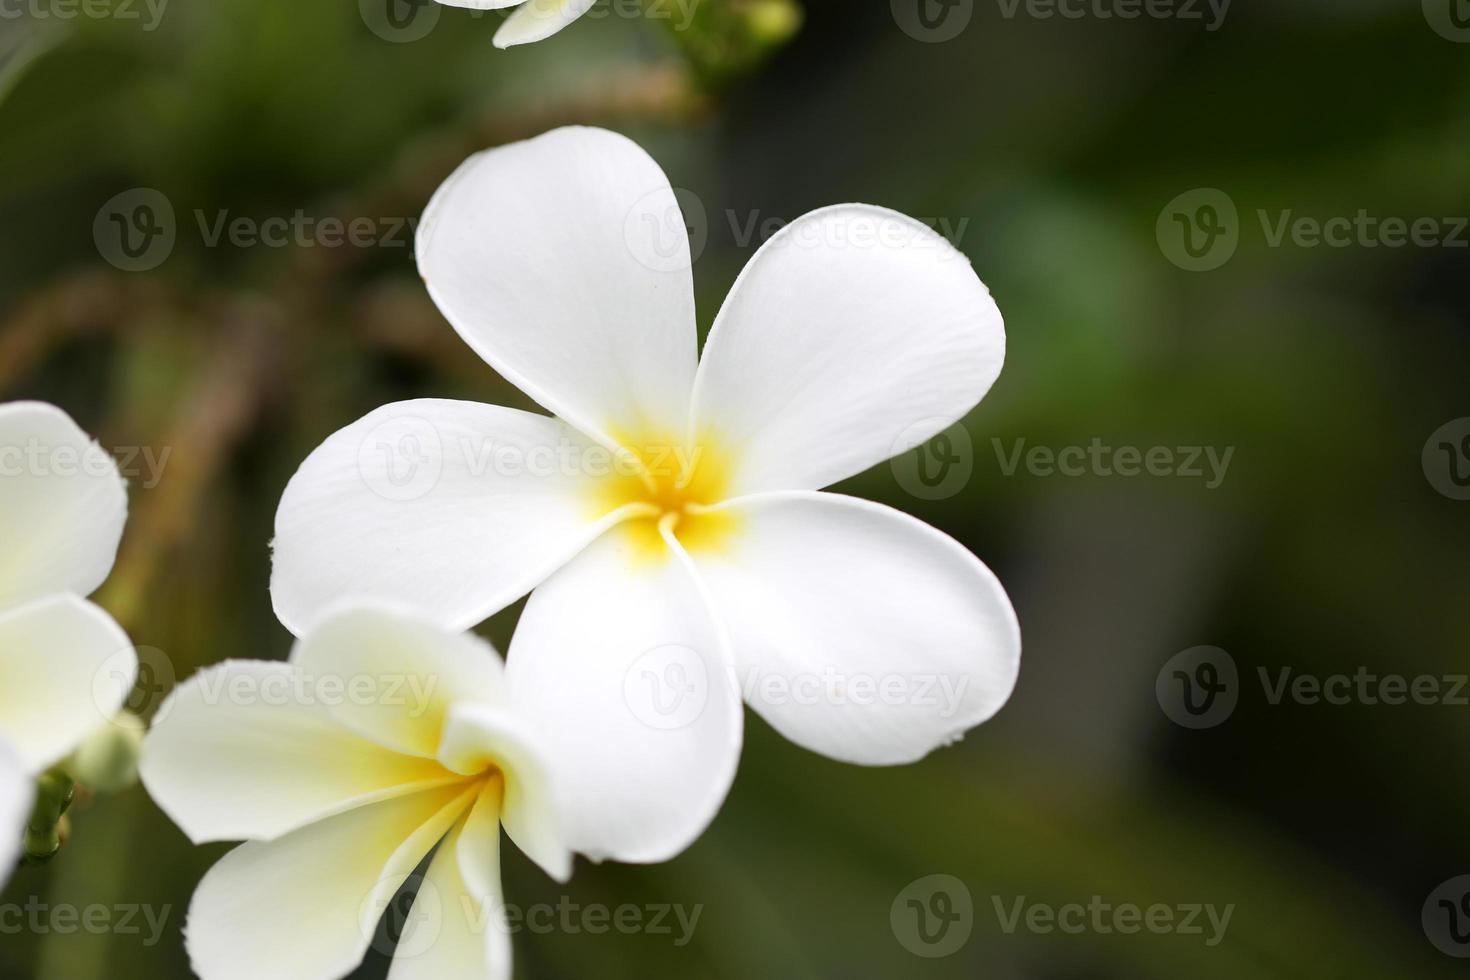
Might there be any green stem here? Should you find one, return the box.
[23,770,74,864]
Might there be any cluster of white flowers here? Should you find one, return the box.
[9,126,1019,980]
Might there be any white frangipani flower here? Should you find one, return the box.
[0,401,137,880]
[271,126,1021,865]
[435,0,596,49]
[140,604,571,980]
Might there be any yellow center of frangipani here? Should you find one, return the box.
[592,431,741,561]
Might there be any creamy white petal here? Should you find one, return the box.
[0,745,32,886]
[291,605,508,760]
[690,492,1020,765]
[504,530,741,864]
[185,783,477,980]
[434,0,521,8]
[416,128,697,446]
[690,205,1005,495]
[271,399,638,635]
[141,661,460,845]
[493,0,598,48]
[0,594,134,773]
[0,402,127,607]
[389,782,510,980]
[439,704,570,881]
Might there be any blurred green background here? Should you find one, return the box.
[2,0,1469,977]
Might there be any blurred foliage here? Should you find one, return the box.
[2,1,1469,979]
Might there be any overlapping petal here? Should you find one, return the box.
[504,529,742,864]
[0,745,32,884]
[290,604,509,759]
[690,492,1020,765]
[492,0,598,47]
[271,400,639,634]
[690,205,1005,495]
[0,401,127,608]
[0,594,135,773]
[416,128,698,448]
[140,661,461,845]
[440,704,570,881]
[185,783,477,980]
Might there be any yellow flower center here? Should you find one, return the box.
[592,432,740,560]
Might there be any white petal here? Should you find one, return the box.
[0,402,127,607]
[185,783,477,980]
[388,782,510,980]
[0,594,134,773]
[690,492,1020,765]
[434,0,521,8]
[690,206,1005,495]
[440,704,570,881]
[504,530,741,864]
[492,0,598,48]
[291,605,508,760]
[416,128,697,446]
[0,745,32,887]
[271,400,638,635]
[141,661,460,845]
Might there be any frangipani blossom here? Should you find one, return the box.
[436,0,596,49]
[140,605,570,980]
[272,126,1021,866]
[0,401,137,880]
